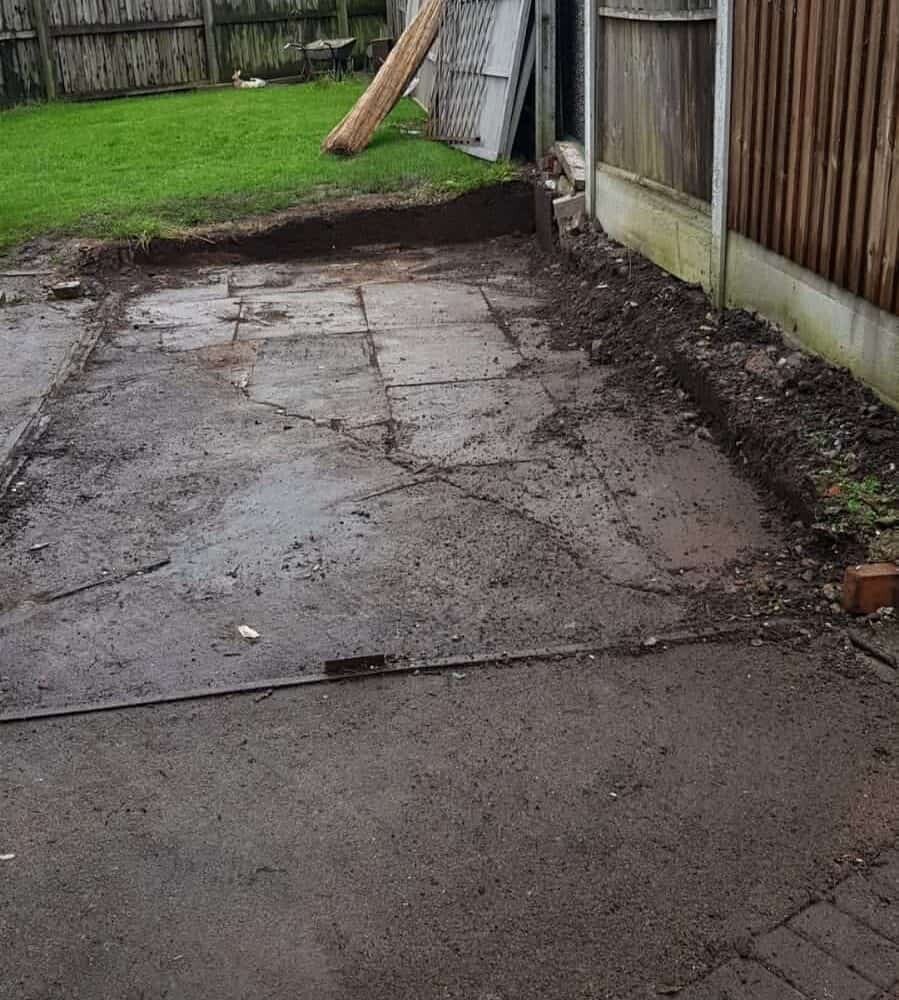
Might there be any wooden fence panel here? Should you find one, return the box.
[45,0,207,94]
[1,0,386,103]
[0,0,44,104]
[600,0,714,11]
[730,0,899,315]
[600,14,715,201]
[215,0,333,82]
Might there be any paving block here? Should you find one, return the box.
[842,564,899,614]
[126,285,232,328]
[362,281,490,329]
[677,959,805,1000]
[238,288,366,339]
[244,334,388,426]
[755,926,879,1000]
[834,876,899,946]
[790,902,899,988]
[371,322,521,385]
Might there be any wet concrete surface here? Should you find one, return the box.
[1,237,896,1000]
[0,273,92,477]
[0,241,776,716]
[1,646,897,1000]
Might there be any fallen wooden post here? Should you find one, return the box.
[322,0,443,156]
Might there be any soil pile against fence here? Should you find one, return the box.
[537,227,897,565]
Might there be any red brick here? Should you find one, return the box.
[842,564,899,615]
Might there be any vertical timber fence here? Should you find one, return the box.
[579,0,897,401]
[0,0,387,106]
[595,0,716,204]
[729,0,899,316]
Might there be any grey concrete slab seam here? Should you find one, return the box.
[0,622,802,724]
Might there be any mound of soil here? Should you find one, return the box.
[531,226,898,564]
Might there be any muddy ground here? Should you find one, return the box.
[552,228,898,565]
[0,201,897,998]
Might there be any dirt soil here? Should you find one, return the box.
[537,227,898,566]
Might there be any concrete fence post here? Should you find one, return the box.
[711,0,734,309]
[584,0,597,216]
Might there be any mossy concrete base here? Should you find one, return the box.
[591,167,898,408]
[725,232,898,408]
[594,167,712,291]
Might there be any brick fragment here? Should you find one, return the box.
[790,902,899,988]
[842,564,899,615]
[755,926,879,1000]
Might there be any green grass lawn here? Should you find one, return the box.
[0,80,512,251]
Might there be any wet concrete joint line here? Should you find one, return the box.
[478,284,526,354]
[478,285,665,576]
[359,306,400,456]
[1,292,124,496]
[340,475,439,505]
[385,374,524,390]
[231,300,244,343]
[0,557,172,625]
[0,619,809,725]
[436,471,592,570]
[567,394,672,578]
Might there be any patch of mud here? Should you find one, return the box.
[531,227,898,564]
[76,182,535,272]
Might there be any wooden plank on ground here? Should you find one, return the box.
[555,140,586,190]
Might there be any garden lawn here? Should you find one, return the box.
[0,80,511,250]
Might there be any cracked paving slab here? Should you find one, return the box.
[0,242,778,715]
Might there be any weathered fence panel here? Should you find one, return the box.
[1,0,386,104]
[0,1,43,104]
[599,12,715,201]
[598,0,714,12]
[729,0,899,315]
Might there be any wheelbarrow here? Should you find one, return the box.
[283,37,356,80]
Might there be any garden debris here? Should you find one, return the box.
[238,625,260,642]
[323,0,443,155]
[50,280,82,300]
[841,563,899,615]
